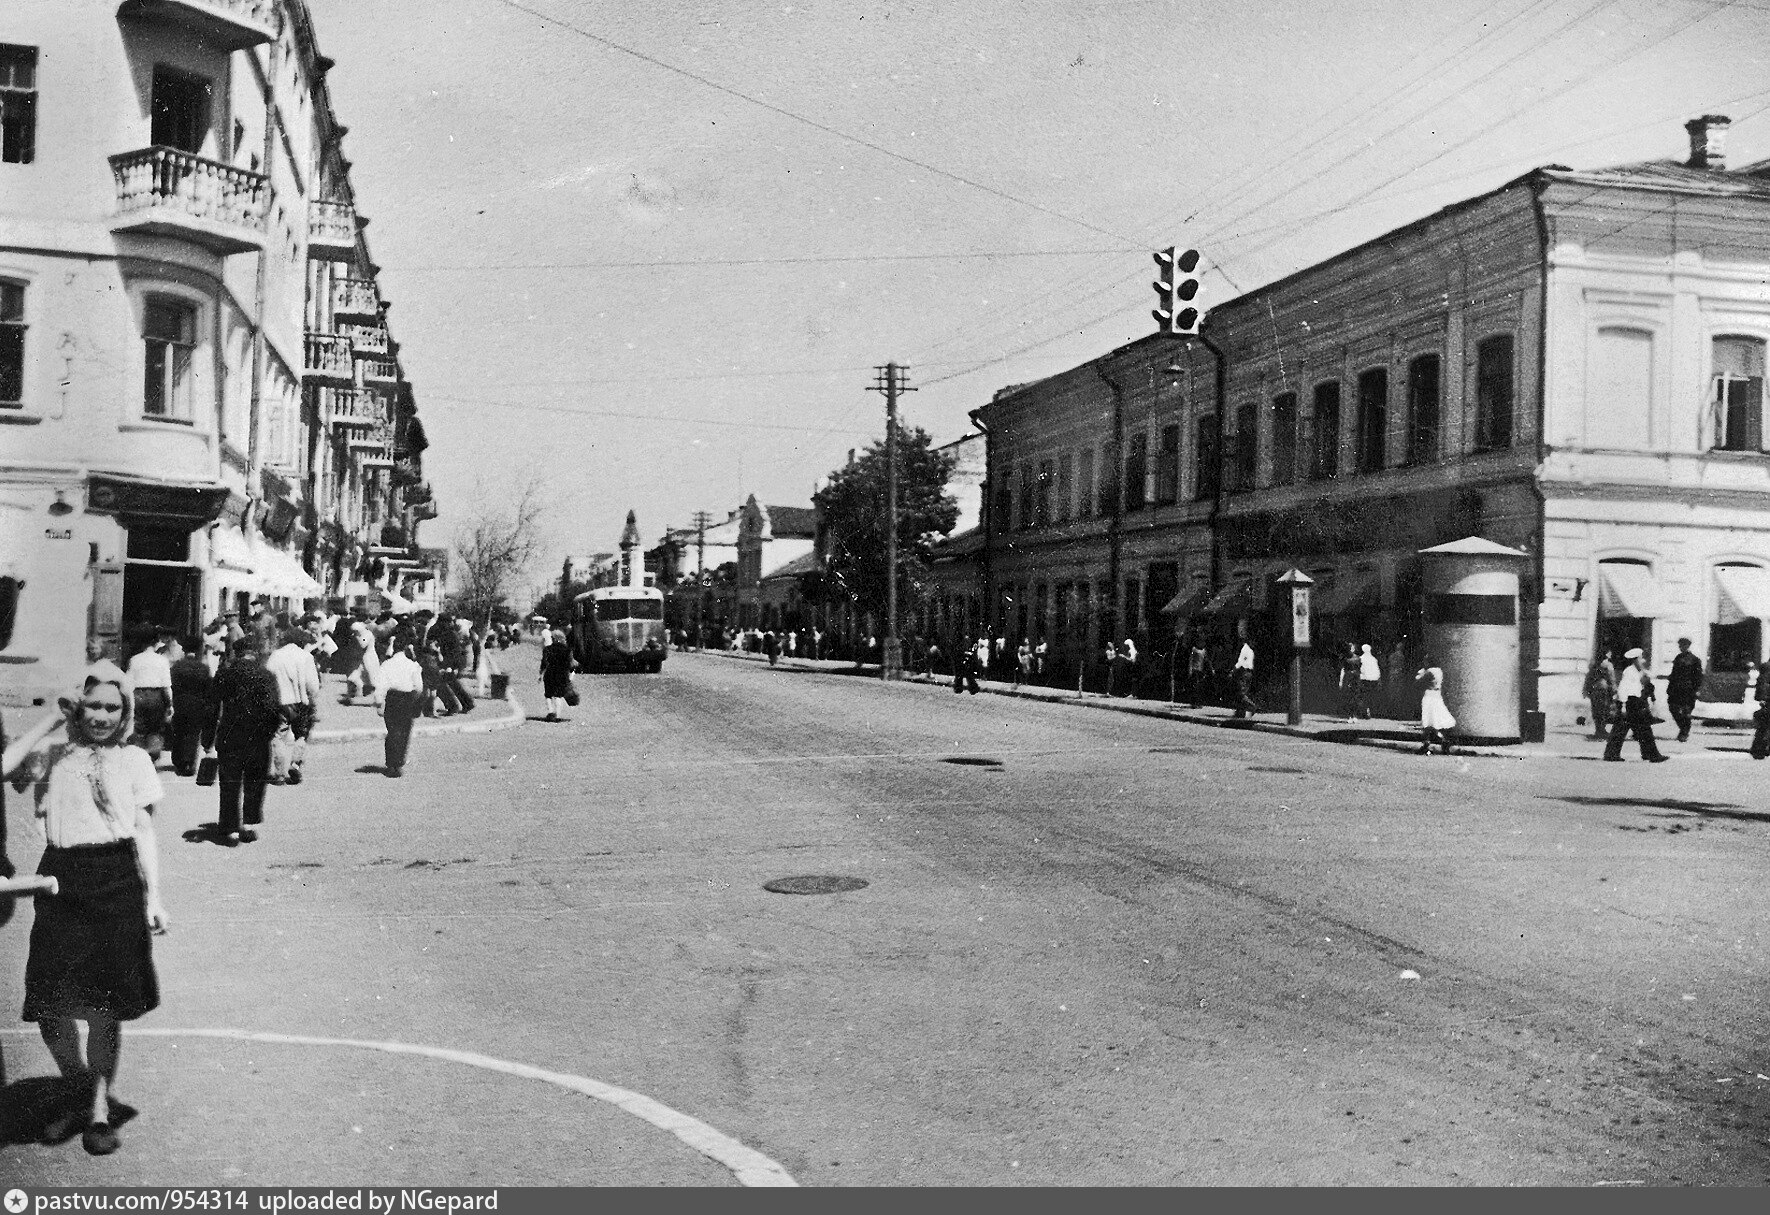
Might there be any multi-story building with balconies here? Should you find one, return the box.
[0,0,438,709]
[966,118,1770,726]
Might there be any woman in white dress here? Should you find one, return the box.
[1416,656,1456,755]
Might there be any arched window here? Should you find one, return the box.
[1595,558,1660,663]
[1710,562,1770,673]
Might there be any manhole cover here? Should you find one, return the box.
[942,756,1003,766]
[763,875,870,895]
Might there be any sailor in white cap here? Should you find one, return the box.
[1603,647,1667,762]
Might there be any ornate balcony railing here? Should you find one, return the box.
[322,387,382,429]
[349,420,396,452]
[340,322,390,354]
[308,199,357,260]
[116,1,276,52]
[303,332,354,382]
[359,357,399,385]
[331,278,380,321]
[109,146,269,255]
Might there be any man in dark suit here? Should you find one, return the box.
[211,640,283,845]
[168,636,217,777]
[1666,637,1704,744]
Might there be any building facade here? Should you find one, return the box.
[969,119,1770,722]
[0,0,437,709]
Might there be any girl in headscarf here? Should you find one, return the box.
[539,628,574,721]
[1,661,168,1156]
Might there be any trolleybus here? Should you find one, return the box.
[570,584,668,673]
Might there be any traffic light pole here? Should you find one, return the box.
[869,363,915,680]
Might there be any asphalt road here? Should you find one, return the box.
[3,644,1769,1186]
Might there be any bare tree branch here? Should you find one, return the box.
[449,475,549,625]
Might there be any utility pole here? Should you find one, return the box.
[868,363,915,680]
[691,509,713,649]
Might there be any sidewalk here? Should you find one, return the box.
[306,670,525,744]
[692,647,1761,762]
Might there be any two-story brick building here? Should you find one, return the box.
[1,0,438,708]
[968,118,1770,723]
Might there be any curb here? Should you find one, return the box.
[692,647,1750,761]
[306,693,527,745]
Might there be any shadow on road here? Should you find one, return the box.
[0,1072,137,1145]
[1545,794,1770,824]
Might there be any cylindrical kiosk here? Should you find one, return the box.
[1419,537,1530,744]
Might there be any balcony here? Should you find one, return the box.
[302,332,353,384]
[350,420,395,452]
[308,200,358,260]
[109,147,269,255]
[340,322,389,355]
[322,387,382,429]
[360,357,399,387]
[331,278,380,322]
[116,0,276,52]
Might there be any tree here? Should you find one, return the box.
[450,476,546,626]
[813,427,958,627]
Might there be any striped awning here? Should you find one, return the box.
[1199,577,1256,616]
[1597,562,1665,618]
[1161,582,1214,616]
[1714,565,1770,625]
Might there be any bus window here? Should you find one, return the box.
[595,600,630,622]
[629,599,663,620]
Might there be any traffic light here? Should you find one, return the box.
[1152,247,1203,335]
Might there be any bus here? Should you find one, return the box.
[570,584,668,673]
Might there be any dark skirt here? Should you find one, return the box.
[24,840,159,1022]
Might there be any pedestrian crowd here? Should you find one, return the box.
[0,601,524,1157]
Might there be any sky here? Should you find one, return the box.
[304,0,1770,601]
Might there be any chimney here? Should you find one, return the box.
[1685,115,1731,170]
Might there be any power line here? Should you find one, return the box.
[482,0,1138,244]
[424,392,877,435]
[383,246,1142,273]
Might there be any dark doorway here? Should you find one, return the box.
[150,67,210,154]
[1597,615,1650,666]
[122,564,199,659]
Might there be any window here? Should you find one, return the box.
[1407,354,1441,464]
[1311,381,1340,480]
[1154,424,1180,505]
[1270,392,1297,486]
[1123,433,1147,512]
[1475,334,1515,451]
[1194,414,1221,501]
[1097,442,1119,517]
[1712,336,1765,453]
[0,280,23,407]
[151,67,211,154]
[0,45,36,165]
[1036,459,1053,527]
[1076,448,1094,520]
[1056,452,1073,523]
[142,296,196,419]
[1356,368,1387,474]
[1591,328,1652,450]
[1231,403,1256,492]
[1018,462,1034,530]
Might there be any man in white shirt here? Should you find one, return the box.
[376,641,426,778]
[1603,647,1667,762]
[264,628,322,784]
[126,629,175,761]
[1232,638,1257,718]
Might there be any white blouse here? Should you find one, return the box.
[12,742,163,848]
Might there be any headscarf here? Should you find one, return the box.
[551,629,567,646]
[49,661,138,826]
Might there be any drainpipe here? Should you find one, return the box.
[968,407,991,650]
[1196,328,1230,592]
[1524,171,1552,736]
[245,33,279,495]
[1091,359,1125,648]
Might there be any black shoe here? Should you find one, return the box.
[82,1122,120,1156]
[386,768,402,778]
[1676,732,1690,743]
[219,831,240,847]
[1603,756,1624,762]
[236,828,258,843]
[1648,755,1669,763]
[544,712,557,722]
[285,766,302,785]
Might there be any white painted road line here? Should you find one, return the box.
[3,1026,797,1187]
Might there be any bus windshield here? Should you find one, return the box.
[595,598,663,621]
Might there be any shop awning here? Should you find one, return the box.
[1316,567,1381,615]
[1714,565,1770,625]
[1199,577,1256,616]
[1160,582,1214,616]
[208,523,256,574]
[1598,562,1665,618]
[254,545,323,599]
